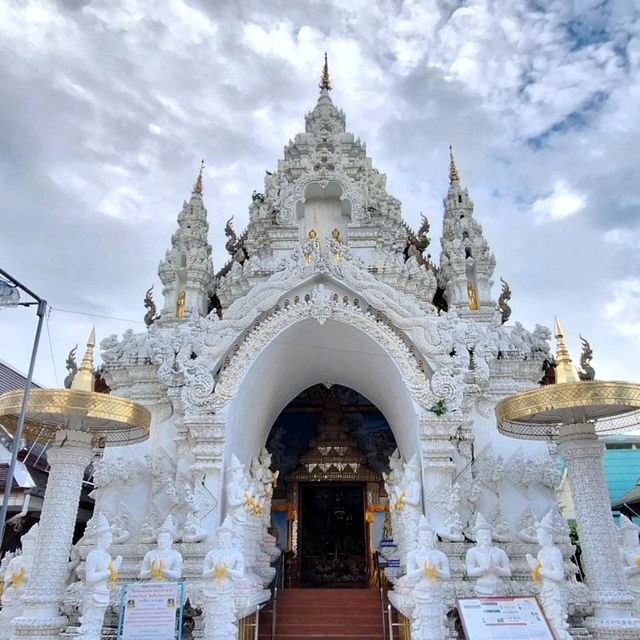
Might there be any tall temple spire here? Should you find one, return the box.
[449,145,459,184]
[193,159,204,195]
[158,168,213,323]
[553,316,580,383]
[438,146,496,317]
[71,327,95,392]
[319,52,331,92]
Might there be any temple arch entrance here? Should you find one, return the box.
[221,315,422,466]
[216,311,427,584]
[265,384,396,588]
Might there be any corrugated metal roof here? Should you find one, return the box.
[0,359,41,396]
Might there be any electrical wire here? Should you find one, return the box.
[50,306,144,325]
[44,310,60,388]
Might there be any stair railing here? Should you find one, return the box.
[238,605,262,640]
[270,552,285,640]
[374,551,388,640]
[387,602,411,640]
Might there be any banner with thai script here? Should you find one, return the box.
[118,582,182,640]
[457,596,555,640]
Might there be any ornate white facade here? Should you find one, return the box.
[50,69,607,637]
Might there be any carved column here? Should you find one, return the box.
[186,417,224,533]
[558,422,635,630]
[12,430,94,639]
[419,413,458,491]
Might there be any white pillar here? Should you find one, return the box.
[558,423,635,627]
[12,430,93,639]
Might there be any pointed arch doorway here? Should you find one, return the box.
[265,384,397,588]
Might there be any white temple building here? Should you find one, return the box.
[12,58,631,639]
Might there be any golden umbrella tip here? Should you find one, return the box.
[552,315,580,384]
[553,316,564,338]
[71,326,96,391]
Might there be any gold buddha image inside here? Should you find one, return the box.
[467,281,478,310]
[176,290,186,318]
[267,385,394,588]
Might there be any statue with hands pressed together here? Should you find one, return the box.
[526,511,571,640]
[139,515,183,581]
[405,515,450,640]
[77,514,122,640]
[202,517,245,640]
[465,513,512,596]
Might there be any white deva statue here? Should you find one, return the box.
[383,448,404,489]
[0,524,38,639]
[139,515,183,581]
[393,455,422,559]
[465,513,511,595]
[526,511,571,640]
[619,514,640,614]
[437,482,465,542]
[202,517,245,640]
[226,455,251,528]
[405,516,450,640]
[77,514,122,640]
[384,449,404,551]
[181,511,207,543]
[110,512,131,544]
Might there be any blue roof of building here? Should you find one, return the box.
[602,436,640,503]
[604,449,640,502]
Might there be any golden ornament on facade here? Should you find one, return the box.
[176,290,186,319]
[496,319,640,440]
[467,281,478,310]
[0,329,150,446]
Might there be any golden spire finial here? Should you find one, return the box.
[449,145,459,184]
[193,159,204,194]
[319,52,331,92]
[553,316,580,384]
[71,327,96,392]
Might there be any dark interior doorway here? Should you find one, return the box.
[300,483,368,587]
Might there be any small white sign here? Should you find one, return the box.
[457,596,555,640]
[121,582,179,640]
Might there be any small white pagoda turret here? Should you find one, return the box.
[158,161,213,322]
[438,146,496,318]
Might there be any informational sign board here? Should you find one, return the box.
[457,596,555,640]
[117,581,184,640]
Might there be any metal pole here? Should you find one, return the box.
[254,605,259,640]
[0,267,42,304]
[0,298,47,545]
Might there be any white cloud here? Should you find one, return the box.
[0,0,639,387]
[532,181,586,222]
[604,228,640,249]
[604,278,640,340]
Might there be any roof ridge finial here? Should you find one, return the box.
[193,158,204,195]
[449,145,459,184]
[319,52,331,92]
[70,326,96,392]
[553,316,580,384]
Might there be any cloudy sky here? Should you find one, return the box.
[1,0,639,388]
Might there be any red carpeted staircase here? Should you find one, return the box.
[259,588,385,639]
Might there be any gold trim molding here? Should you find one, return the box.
[0,388,150,445]
[495,381,640,440]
